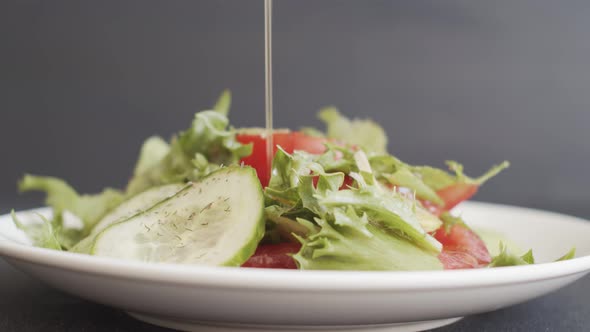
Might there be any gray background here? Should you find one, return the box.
[1,0,589,217]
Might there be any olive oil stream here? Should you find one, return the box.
[264,0,274,173]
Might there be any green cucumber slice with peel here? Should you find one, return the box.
[91,167,265,266]
[71,183,184,254]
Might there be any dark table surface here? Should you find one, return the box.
[2,260,590,332]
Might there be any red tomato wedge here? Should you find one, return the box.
[291,132,328,155]
[434,223,491,269]
[437,183,479,211]
[242,243,301,269]
[438,251,480,269]
[418,183,479,217]
[236,131,327,186]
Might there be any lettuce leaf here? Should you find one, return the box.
[132,136,170,176]
[11,210,62,250]
[413,161,510,192]
[489,243,576,267]
[265,147,442,270]
[318,107,387,155]
[369,154,509,205]
[293,207,442,271]
[315,106,507,196]
[383,168,443,205]
[213,89,231,116]
[126,92,252,196]
[521,249,535,264]
[17,175,124,248]
[488,243,533,267]
[315,178,442,253]
[264,205,312,243]
[556,248,576,261]
[264,148,317,209]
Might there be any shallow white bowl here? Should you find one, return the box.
[0,202,589,332]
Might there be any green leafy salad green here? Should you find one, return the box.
[10,91,575,270]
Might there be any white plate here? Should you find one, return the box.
[1,202,590,332]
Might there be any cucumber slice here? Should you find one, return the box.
[71,183,184,254]
[92,184,184,236]
[91,167,265,266]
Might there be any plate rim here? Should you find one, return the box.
[1,201,590,292]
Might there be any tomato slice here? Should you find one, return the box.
[341,175,355,189]
[242,243,301,269]
[437,183,478,211]
[416,183,479,217]
[236,131,327,186]
[434,223,491,269]
[236,132,291,187]
[291,132,327,155]
[438,251,480,269]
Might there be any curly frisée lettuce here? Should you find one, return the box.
[264,148,442,270]
[316,107,509,207]
[17,175,124,249]
[293,209,442,271]
[318,107,388,155]
[412,160,510,192]
[315,175,442,252]
[489,243,576,267]
[131,136,170,177]
[369,155,509,207]
[10,210,62,250]
[126,94,252,195]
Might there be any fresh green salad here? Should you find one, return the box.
[11,91,575,270]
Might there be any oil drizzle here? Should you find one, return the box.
[264,0,274,176]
